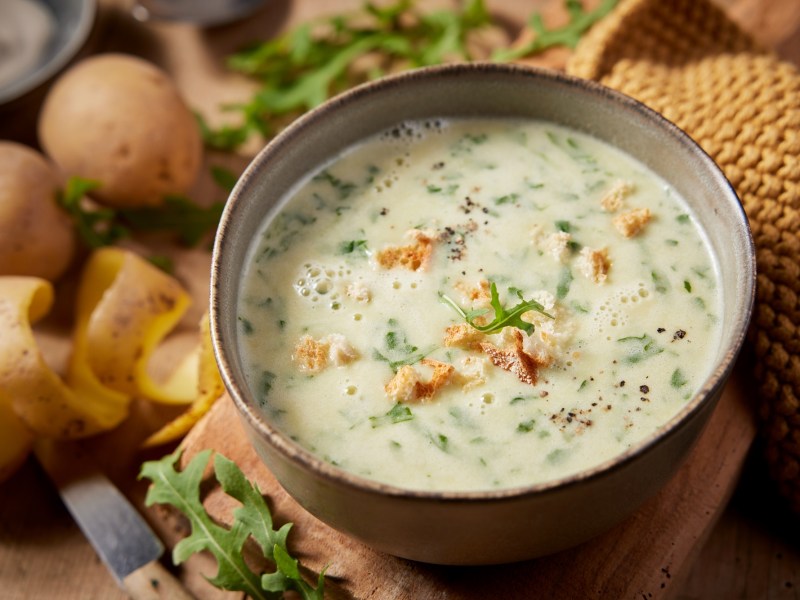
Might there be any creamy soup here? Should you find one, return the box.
[237,119,722,492]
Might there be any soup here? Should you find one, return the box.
[236,118,722,492]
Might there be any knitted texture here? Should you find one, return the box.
[568,0,800,511]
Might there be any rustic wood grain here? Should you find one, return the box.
[0,0,798,598]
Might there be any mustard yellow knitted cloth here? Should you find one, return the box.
[567,0,800,510]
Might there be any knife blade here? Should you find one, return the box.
[34,439,195,600]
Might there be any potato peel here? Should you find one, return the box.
[0,249,225,480]
[0,277,124,440]
[142,312,225,448]
[81,248,194,404]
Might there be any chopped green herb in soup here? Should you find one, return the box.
[237,119,722,492]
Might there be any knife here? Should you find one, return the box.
[34,439,195,600]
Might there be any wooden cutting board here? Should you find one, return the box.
[174,370,757,599]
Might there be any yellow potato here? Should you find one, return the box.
[0,142,76,281]
[38,53,202,208]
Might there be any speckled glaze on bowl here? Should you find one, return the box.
[210,63,755,565]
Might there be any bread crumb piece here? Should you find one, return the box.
[543,231,573,263]
[454,279,491,305]
[293,335,329,373]
[479,329,541,386]
[455,356,487,391]
[293,334,358,373]
[376,229,434,271]
[530,225,573,263]
[600,180,634,212]
[613,208,652,238]
[384,358,454,402]
[576,246,611,284]
[384,366,420,403]
[444,323,486,350]
[326,333,359,366]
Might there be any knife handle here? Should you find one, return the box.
[122,559,196,600]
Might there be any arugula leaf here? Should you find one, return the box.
[556,266,573,300]
[196,112,255,151]
[670,368,689,388]
[147,254,175,275]
[57,176,128,248]
[650,269,670,294]
[617,334,664,364]
[373,349,431,372]
[211,165,240,192]
[119,195,225,247]
[200,0,618,150]
[140,449,325,600]
[369,403,414,427]
[439,282,552,336]
[200,0,617,150]
[492,0,619,61]
[494,193,519,205]
[373,319,433,371]
[58,176,224,248]
[202,0,492,149]
[338,239,369,255]
[555,220,571,233]
[313,170,356,200]
[430,432,449,452]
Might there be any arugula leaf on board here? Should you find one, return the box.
[199,0,619,150]
[439,281,552,336]
[140,449,326,600]
[200,0,618,151]
[200,0,492,150]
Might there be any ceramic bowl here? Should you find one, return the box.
[0,0,96,108]
[210,63,755,565]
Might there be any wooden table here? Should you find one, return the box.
[0,1,798,598]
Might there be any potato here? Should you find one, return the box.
[38,53,202,208]
[0,142,76,281]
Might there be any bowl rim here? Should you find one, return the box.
[0,0,97,106]
[211,61,756,503]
